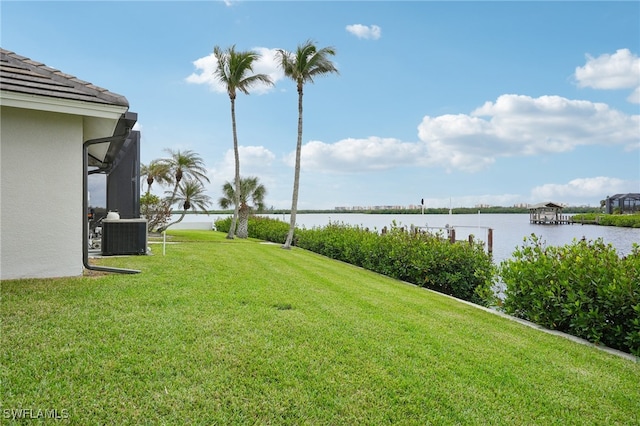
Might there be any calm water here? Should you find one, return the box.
[177,213,640,264]
[266,213,640,264]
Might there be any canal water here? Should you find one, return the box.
[263,213,640,264]
[175,213,640,264]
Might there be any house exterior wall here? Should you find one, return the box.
[1,106,83,279]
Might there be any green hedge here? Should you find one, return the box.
[499,234,640,356]
[572,213,640,228]
[215,216,494,306]
[215,215,291,243]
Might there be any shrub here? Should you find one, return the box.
[214,215,290,243]
[140,193,171,232]
[247,216,290,244]
[572,213,640,228]
[214,216,232,233]
[498,234,640,355]
[599,214,640,228]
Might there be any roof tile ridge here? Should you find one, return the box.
[1,47,129,108]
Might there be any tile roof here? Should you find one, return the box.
[0,48,129,107]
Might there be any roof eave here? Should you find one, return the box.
[0,90,127,120]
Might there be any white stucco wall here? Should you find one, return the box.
[1,106,84,279]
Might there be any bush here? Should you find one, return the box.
[140,193,171,232]
[498,234,640,356]
[247,216,290,243]
[214,215,290,243]
[214,216,232,233]
[598,214,640,228]
[572,213,640,228]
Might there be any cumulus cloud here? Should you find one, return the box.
[628,86,640,104]
[418,94,639,171]
[215,145,276,180]
[346,24,382,40]
[575,48,640,103]
[185,47,283,94]
[207,145,298,208]
[531,177,638,204]
[291,94,638,175]
[290,137,429,172]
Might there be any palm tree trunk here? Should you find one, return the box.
[237,206,250,239]
[283,86,304,249]
[227,97,241,239]
[169,182,180,206]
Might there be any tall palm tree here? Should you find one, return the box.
[160,179,212,231]
[162,148,210,204]
[277,40,338,249]
[213,45,273,239]
[140,159,172,195]
[218,176,267,239]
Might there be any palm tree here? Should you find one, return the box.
[160,179,212,231]
[140,159,172,195]
[213,45,273,239]
[277,40,338,249]
[218,176,267,239]
[162,148,210,204]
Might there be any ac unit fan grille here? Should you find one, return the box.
[101,220,147,255]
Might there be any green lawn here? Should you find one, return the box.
[2,230,639,425]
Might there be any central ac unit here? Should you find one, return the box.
[101,219,148,255]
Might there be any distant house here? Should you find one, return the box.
[0,48,138,280]
[529,201,568,224]
[605,193,640,214]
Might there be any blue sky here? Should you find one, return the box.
[2,1,639,209]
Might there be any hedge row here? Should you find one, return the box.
[572,213,640,228]
[499,234,640,356]
[215,215,291,243]
[215,216,494,306]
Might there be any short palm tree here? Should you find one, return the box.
[213,45,273,239]
[277,40,338,249]
[140,159,172,195]
[160,179,212,231]
[162,149,210,204]
[218,176,267,239]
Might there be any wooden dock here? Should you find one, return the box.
[530,214,573,225]
[529,202,572,225]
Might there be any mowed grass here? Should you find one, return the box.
[2,230,639,425]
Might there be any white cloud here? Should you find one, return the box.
[215,145,276,181]
[418,94,639,171]
[290,94,638,175]
[291,137,429,172]
[205,145,300,209]
[628,86,640,104]
[575,48,640,103]
[531,177,638,204]
[185,47,283,94]
[345,24,382,40]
